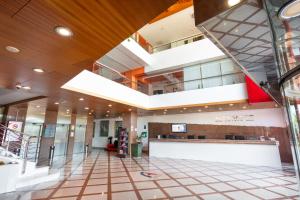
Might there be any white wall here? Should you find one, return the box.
[137,108,286,147]
[63,70,247,110]
[149,83,248,109]
[145,39,225,74]
[92,117,122,148]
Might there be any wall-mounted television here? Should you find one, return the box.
[171,123,187,133]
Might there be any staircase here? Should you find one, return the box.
[0,124,60,194]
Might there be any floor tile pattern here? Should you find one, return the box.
[0,150,299,200]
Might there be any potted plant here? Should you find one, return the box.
[131,131,147,157]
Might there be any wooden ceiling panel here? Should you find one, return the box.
[0,0,176,115]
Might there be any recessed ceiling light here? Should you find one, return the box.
[36,105,40,108]
[6,46,20,53]
[54,102,59,105]
[33,68,44,73]
[79,98,84,101]
[84,107,89,110]
[106,110,110,113]
[108,104,112,107]
[229,103,234,106]
[66,109,70,112]
[228,0,241,7]
[106,114,109,117]
[279,0,300,19]
[54,26,73,37]
[16,83,22,89]
[128,108,132,111]
[89,112,92,115]
[183,108,187,110]
[22,86,31,90]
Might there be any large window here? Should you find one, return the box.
[100,120,109,137]
[183,58,244,91]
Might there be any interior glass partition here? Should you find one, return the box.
[263,0,300,179]
[54,124,69,156]
[73,116,87,154]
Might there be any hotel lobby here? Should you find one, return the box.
[1,0,300,199]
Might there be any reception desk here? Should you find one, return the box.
[149,139,281,168]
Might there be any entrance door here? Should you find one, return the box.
[54,124,69,156]
[73,125,86,153]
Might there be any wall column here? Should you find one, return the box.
[85,115,94,152]
[66,113,76,155]
[122,110,137,156]
[37,110,58,165]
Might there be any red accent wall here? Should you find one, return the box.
[245,76,272,103]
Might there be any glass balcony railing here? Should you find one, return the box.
[161,72,245,95]
[130,32,206,54]
[92,62,149,94]
[152,34,205,53]
[92,61,245,96]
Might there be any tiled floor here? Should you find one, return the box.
[1,150,299,200]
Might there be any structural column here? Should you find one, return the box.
[122,110,138,156]
[66,113,76,155]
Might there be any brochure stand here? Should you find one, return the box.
[117,128,128,158]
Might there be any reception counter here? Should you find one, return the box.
[149,139,281,168]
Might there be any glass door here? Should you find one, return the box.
[73,125,86,153]
[54,124,69,156]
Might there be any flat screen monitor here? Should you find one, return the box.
[171,123,187,133]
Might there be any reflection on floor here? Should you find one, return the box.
[0,150,299,200]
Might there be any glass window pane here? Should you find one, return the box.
[184,80,202,91]
[220,59,240,75]
[222,74,244,85]
[100,120,109,137]
[202,77,222,88]
[184,65,201,81]
[201,61,221,78]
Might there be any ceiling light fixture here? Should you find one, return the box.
[228,0,241,7]
[183,108,187,110]
[22,86,31,90]
[79,98,84,101]
[54,26,73,37]
[84,107,89,110]
[54,102,59,105]
[33,68,44,73]
[36,105,40,108]
[128,108,132,111]
[6,46,20,53]
[108,104,112,107]
[279,0,300,19]
[229,103,234,106]
[106,110,110,113]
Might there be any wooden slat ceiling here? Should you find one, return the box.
[0,0,176,115]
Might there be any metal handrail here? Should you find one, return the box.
[92,61,149,94]
[0,124,39,173]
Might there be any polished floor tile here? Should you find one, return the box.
[1,149,299,200]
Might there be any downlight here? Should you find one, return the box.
[279,0,300,19]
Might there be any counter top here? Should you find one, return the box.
[149,138,277,145]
